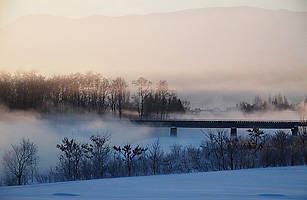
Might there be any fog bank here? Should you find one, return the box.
[0,105,305,173]
[0,110,153,172]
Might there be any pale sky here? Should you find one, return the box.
[1,0,307,27]
[1,0,307,107]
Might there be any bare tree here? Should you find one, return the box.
[109,77,129,118]
[0,71,13,107]
[132,77,152,119]
[156,80,169,119]
[2,138,39,185]
[97,78,110,114]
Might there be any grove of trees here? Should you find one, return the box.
[2,126,306,186]
[0,70,186,119]
[238,94,295,113]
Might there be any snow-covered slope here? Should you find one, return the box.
[1,165,306,200]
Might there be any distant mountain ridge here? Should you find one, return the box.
[0,7,306,104]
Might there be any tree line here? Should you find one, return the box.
[2,127,306,186]
[0,70,187,119]
[237,94,301,113]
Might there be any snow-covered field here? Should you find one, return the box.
[1,165,306,200]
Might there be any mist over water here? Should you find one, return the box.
[0,110,153,172]
[0,105,305,172]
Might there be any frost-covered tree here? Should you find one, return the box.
[272,131,289,166]
[201,129,228,170]
[88,134,111,178]
[56,138,90,180]
[246,128,265,167]
[164,144,184,173]
[297,125,307,164]
[2,138,39,185]
[148,139,163,175]
[247,128,264,148]
[260,134,274,167]
[113,144,147,176]
[226,137,239,170]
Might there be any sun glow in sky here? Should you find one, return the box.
[1,0,307,27]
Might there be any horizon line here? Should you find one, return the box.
[1,6,306,29]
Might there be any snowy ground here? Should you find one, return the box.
[1,165,306,200]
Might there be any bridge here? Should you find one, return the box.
[132,120,307,137]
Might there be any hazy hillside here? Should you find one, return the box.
[1,7,306,105]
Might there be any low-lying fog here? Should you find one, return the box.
[0,107,305,172]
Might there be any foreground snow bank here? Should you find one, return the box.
[1,166,306,200]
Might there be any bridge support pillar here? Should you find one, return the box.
[230,127,237,137]
[170,127,177,137]
[291,126,298,136]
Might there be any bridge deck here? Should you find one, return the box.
[132,120,307,129]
